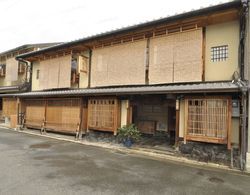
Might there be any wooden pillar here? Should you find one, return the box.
[175,99,180,146]
[227,98,232,150]
[127,100,133,125]
[184,99,188,144]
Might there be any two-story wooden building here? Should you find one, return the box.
[2,1,249,169]
[0,43,60,127]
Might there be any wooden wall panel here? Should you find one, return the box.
[6,57,18,82]
[91,40,146,87]
[24,100,45,128]
[46,99,81,133]
[2,98,17,117]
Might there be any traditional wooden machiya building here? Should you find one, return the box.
[3,1,250,169]
[0,43,60,127]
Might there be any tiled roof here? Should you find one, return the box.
[16,0,241,59]
[1,82,240,97]
[0,43,62,56]
[0,85,20,94]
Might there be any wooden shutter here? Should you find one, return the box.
[2,98,17,117]
[24,99,45,128]
[46,98,81,133]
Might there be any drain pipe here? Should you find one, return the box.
[238,0,249,171]
[17,58,30,84]
[88,49,92,88]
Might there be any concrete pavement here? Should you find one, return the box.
[0,128,249,195]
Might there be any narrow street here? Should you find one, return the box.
[0,128,249,195]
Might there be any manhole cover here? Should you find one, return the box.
[30,143,51,149]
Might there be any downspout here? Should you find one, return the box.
[237,0,249,171]
[16,58,30,127]
[88,49,92,88]
[17,58,31,91]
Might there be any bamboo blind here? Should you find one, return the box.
[2,98,17,117]
[173,29,202,82]
[46,99,80,132]
[186,98,230,144]
[24,99,45,128]
[88,98,118,132]
[149,29,202,84]
[6,57,18,82]
[91,40,146,87]
[39,55,71,90]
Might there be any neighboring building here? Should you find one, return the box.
[2,0,250,170]
[0,43,61,126]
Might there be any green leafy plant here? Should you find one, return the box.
[117,124,141,144]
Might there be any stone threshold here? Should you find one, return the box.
[1,126,249,175]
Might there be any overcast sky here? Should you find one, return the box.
[0,0,230,52]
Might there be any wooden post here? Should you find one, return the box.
[41,99,48,134]
[184,99,188,144]
[16,98,20,127]
[114,99,120,136]
[202,27,206,81]
[86,99,90,133]
[227,98,232,150]
[175,99,180,146]
[78,98,83,139]
[126,100,133,125]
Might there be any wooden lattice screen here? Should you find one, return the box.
[88,98,119,134]
[185,97,231,147]
[2,98,17,117]
[24,99,46,128]
[46,98,81,133]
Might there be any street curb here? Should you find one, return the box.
[1,126,249,176]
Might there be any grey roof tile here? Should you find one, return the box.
[0,82,239,97]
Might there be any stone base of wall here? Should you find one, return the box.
[179,141,240,168]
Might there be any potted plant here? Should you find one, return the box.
[117,124,141,147]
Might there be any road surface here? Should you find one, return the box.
[0,128,249,195]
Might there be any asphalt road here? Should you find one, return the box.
[0,128,250,195]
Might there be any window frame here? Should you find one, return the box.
[211,45,228,62]
[184,96,232,149]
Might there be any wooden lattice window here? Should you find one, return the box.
[88,98,119,133]
[185,97,231,147]
[211,45,228,62]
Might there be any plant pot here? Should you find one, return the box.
[123,138,133,148]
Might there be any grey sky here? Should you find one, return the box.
[0,0,229,52]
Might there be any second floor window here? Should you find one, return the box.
[0,64,6,77]
[211,45,228,62]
